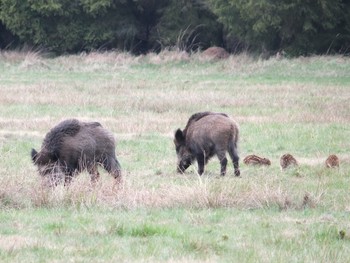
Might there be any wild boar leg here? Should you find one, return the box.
[102,156,122,181]
[228,141,240,176]
[196,153,205,175]
[217,152,228,176]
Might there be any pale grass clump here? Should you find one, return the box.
[142,49,190,64]
[189,49,226,63]
[0,49,47,69]
[1,172,323,211]
[52,51,139,72]
[82,51,135,65]
[0,174,35,209]
[31,184,101,209]
[0,235,37,252]
[0,49,42,63]
[110,177,318,210]
[51,49,192,70]
[219,53,279,75]
[80,51,139,71]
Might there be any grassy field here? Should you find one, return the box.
[0,50,349,262]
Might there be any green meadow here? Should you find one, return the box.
[0,51,349,262]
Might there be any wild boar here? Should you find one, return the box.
[174,112,240,176]
[31,119,121,186]
[325,154,339,168]
[280,153,298,170]
[243,154,271,166]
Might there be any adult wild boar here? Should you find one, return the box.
[31,119,121,186]
[174,112,240,176]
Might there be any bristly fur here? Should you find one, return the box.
[42,119,82,158]
[182,111,228,138]
[31,119,121,187]
[174,112,240,176]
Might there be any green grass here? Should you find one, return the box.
[0,208,349,262]
[0,51,349,262]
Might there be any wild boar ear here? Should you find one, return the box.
[174,129,185,145]
[31,149,51,165]
[31,149,38,163]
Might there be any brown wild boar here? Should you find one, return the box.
[280,153,298,170]
[174,112,240,176]
[243,154,271,166]
[31,119,121,186]
[325,154,339,168]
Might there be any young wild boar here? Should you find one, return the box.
[31,119,121,186]
[325,154,339,168]
[174,112,240,176]
[280,153,298,170]
[243,154,271,166]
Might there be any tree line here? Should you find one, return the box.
[0,0,349,56]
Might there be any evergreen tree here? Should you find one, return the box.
[209,0,350,55]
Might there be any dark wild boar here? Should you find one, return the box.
[31,119,121,186]
[174,112,240,176]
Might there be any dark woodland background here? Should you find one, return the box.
[1,0,349,56]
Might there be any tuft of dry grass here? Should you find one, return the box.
[142,49,190,64]
[0,168,331,212]
[0,235,36,251]
[0,49,43,63]
[53,51,138,71]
